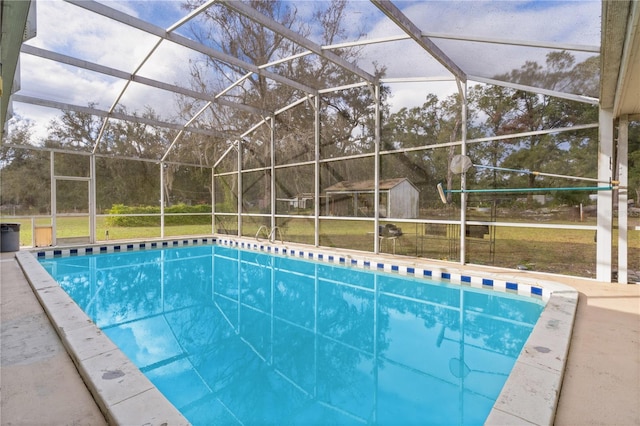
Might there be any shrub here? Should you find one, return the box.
[105,204,212,227]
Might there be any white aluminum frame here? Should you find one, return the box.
[5,0,630,283]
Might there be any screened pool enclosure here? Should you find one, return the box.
[1,0,638,282]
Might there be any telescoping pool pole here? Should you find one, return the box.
[437,154,620,204]
[473,164,620,185]
[449,154,620,185]
[436,182,615,204]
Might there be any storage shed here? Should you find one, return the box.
[324,178,419,218]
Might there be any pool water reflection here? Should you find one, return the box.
[40,244,544,425]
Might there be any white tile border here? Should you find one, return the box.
[22,235,579,426]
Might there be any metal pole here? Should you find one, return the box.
[238,139,243,237]
[89,154,96,243]
[314,95,320,247]
[160,162,165,238]
[617,115,629,284]
[445,185,613,194]
[211,165,215,234]
[270,116,276,230]
[596,108,614,282]
[473,163,618,184]
[50,151,56,246]
[374,83,381,254]
[458,79,467,265]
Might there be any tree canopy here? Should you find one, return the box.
[1,1,634,216]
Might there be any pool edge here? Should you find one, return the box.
[485,290,578,426]
[21,236,580,425]
[15,250,190,426]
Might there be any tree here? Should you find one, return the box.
[468,84,518,189]
[488,51,599,201]
[180,0,377,212]
[382,94,451,204]
[44,106,168,209]
[182,0,304,212]
[0,121,51,214]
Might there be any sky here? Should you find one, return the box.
[8,0,601,143]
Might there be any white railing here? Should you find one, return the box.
[255,225,284,243]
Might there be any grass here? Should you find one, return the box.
[4,215,638,279]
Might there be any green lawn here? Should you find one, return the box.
[4,215,638,279]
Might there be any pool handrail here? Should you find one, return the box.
[256,225,284,244]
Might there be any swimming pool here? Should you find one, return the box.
[35,239,548,425]
[17,237,577,424]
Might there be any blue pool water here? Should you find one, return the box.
[39,244,544,425]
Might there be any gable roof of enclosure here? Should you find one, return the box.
[2,0,639,154]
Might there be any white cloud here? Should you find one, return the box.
[10,0,601,143]
[356,0,600,111]
[31,1,159,70]
[13,0,200,142]
[20,54,124,106]
[7,106,58,142]
[403,0,600,75]
[386,80,459,112]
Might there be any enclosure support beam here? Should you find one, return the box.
[314,96,321,248]
[617,115,629,284]
[160,162,165,238]
[66,0,316,95]
[237,140,243,237]
[596,108,614,282]
[12,95,220,138]
[21,45,268,118]
[223,1,375,83]
[211,167,215,235]
[374,83,382,254]
[371,0,466,82]
[470,75,599,105]
[89,155,96,243]
[270,116,276,231]
[458,80,468,265]
[50,152,57,246]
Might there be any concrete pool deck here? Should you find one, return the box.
[1,246,639,425]
[1,251,107,425]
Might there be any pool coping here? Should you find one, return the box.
[17,235,579,426]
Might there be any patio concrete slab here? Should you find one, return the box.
[1,253,106,425]
[553,278,640,426]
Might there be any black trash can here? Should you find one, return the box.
[0,223,21,252]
